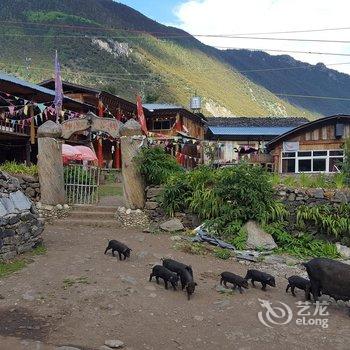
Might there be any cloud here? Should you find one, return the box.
[174,0,350,74]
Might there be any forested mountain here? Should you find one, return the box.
[0,0,316,117]
[222,49,350,116]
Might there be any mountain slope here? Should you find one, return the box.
[222,49,350,116]
[0,0,314,118]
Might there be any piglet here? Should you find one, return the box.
[245,269,276,291]
[220,271,249,293]
[180,268,197,300]
[149,265,179,290]
[285,274,311,300]
[104,240,132,261]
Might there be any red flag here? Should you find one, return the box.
[173,113,182,132]
[136,95,148,134]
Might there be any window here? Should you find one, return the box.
[152,119,172,130]
[281,149,344,173]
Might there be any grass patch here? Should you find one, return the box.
[174,242,208,255]
[0,259,27,278]
[63,276,90,289]
[0,244,47,279]
[213,247,231,260]
[0,161,38,176]
[98,184,123,197]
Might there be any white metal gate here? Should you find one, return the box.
[64,165,100,205]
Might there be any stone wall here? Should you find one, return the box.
[0,171,44,261]
[10,174,40,202]
[145,185,350,230]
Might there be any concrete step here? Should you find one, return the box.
[56,218,119,228]
[72,205,117,213]
[69,211,116,220]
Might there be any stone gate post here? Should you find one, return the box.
[37,121,65,205]
[120,119,145,209]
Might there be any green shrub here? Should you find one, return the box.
[159,173,191,216]
[135,147,183,186]
[0,161,38,176]
[264,223,340,259]
[213,247,231,260]
[296,204,350,239]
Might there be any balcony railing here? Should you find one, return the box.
[0,118,30,136]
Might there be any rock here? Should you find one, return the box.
[126,209,132,215]
[56,204,63,210]
[22,290,37,301]
[194,315,204,321]
[336,243,350,259]
[137,251,148,259]
[285,257,300,266]
[244,221,277,250]
[9,190,32,211]
[148,293,157,298]
[170,235,182,241]
[264,255,286,265]
[312,188,324,199]
[100,346,113,350]
[36,202,42,209]
[0,202,8,216]
[104,339,124,348]
[63,204,69,210]
[121,275,137,285]
[160,219,184,232]
[145,201,158,210]
[56,347,81,350]
[147,187,163,199]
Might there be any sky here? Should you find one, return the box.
[118,0,350,74]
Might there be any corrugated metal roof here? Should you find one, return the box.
[143,103,182,111]
[208,126,293,136]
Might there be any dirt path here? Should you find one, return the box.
[0,222,349,350]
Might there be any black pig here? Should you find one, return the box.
[303,258,350,304]
[149,265,179,290]
[285,274,311,300]
[104,240,132,261]
[162,258,193,277]
[220,271,249,293]
[180,268,197,300]
[245,269,276,291]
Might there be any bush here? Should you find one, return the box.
[0,161,38,176]
[342,138,350,186]
[135,147,183,186]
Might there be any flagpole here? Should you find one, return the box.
[54,50,63,124]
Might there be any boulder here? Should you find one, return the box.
[147,187,163,199]
[336,243,350,259]
[145,201,158,210]
[104,339,124,348]
[160,218,184,232]
[244,221,277,250]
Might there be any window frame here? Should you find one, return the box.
[280,149,344,173]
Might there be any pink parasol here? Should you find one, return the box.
[62,144,83,164]
[74,146,98,162]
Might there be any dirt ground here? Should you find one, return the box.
[0,220,349,350]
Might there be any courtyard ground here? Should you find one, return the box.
[0,216,349,350]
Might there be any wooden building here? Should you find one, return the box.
[266,114,350,173]
[144,104,207,168]
[206,117,308,166]
[0,73,90,165]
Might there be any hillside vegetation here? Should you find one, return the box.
[0,0,314,117]
[223,49,350,116]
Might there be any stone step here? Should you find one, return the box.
[56,218,119,228]
[72,205,117,213]
[69,211,116,219]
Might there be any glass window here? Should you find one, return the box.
[329,158,343,172]
[282,159,295,173]
[329,150,344,156]
[298,151,312,157]
[313,151,327,156]
[313,159,326,172]
[299,159,312,172]
[282,152,295,158]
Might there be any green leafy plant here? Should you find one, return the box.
[0,161,38,176]
[135,147,183,186]
[342,138,350,186]
[213,247,231,260]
